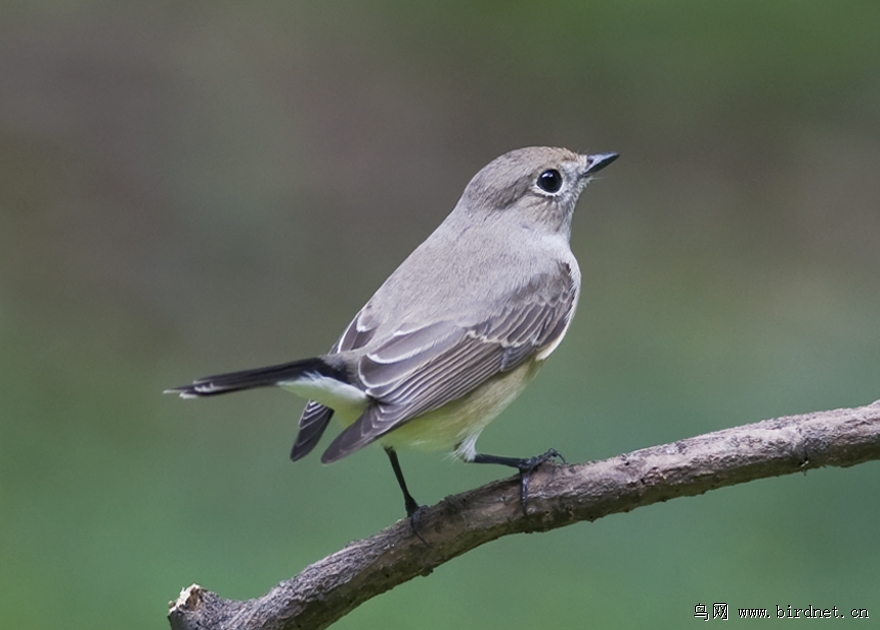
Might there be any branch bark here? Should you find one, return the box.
[168,400,880,630]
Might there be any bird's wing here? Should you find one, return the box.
[319,263,579,462]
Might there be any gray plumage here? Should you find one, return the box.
[168,146,618,481]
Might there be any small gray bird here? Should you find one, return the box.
[167,146,618,517]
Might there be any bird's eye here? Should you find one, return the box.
[537,169,563,193]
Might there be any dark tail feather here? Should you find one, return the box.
[165,357,347,398]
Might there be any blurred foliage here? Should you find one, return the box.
[1,2,878,629]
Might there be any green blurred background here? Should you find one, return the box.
[2,2,879,628]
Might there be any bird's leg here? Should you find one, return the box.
[469,449,565,505]
[385,447,429,543]
[385,447,421,516]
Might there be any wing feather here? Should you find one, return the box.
[290,401,334,460]
[320,263,579,462]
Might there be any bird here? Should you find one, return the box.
[167,146,618,518]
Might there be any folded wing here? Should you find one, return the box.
[319,263,579,462]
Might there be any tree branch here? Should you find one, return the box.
[168,400,880,630]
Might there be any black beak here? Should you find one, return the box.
[584,152,619,175]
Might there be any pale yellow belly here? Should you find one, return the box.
[376,358,543,461]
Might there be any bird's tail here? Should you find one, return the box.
[165,357,347,398]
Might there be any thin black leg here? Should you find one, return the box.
[469,448,565,504]
[385,447,421,517]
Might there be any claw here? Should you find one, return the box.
[407,505,430,546]
[469,448,565,511]
[516,449,565,504]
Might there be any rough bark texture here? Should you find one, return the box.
[168,400,880,630]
